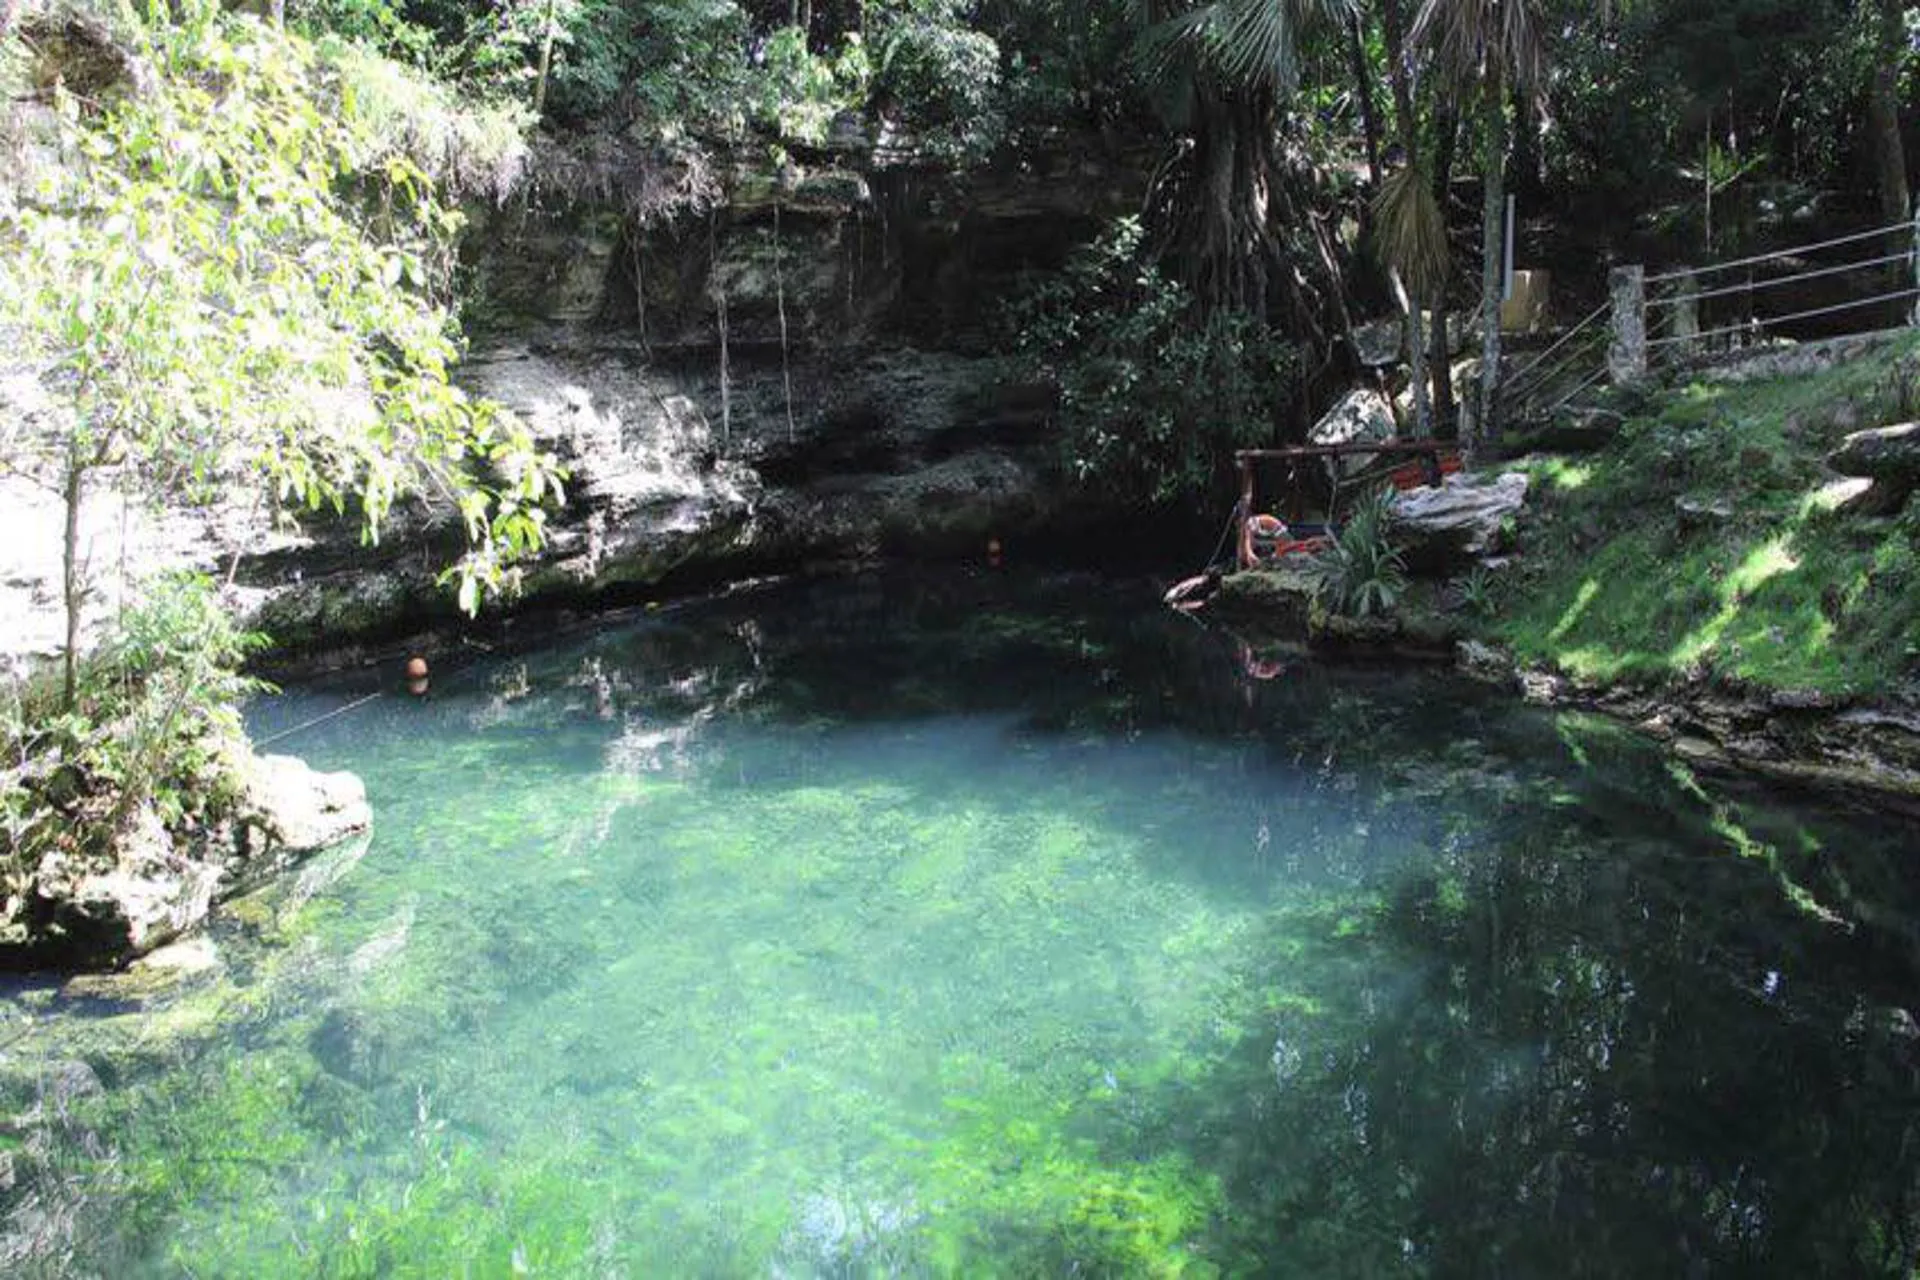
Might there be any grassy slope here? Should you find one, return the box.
[1490,331,1920,699]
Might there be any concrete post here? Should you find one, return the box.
[1910,206,1919,328]
[1608,265,1648,385]
[1667,269,1699,363]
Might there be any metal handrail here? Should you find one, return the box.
[1647,249,1915,310]
[1504,301,1610,388]
[1543,364,1611,415]
[1645,219,1913,285]
[1647,285,1920,351]
[1505,330,1607,402]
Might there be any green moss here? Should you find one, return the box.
[1492,333,1920,695]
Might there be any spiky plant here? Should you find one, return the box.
[1373,163,1450,436]
[1311,488,1409,618]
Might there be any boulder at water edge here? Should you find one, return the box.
[234,752,372,869]
[1388,472,1530,573]
[0,750,370,970]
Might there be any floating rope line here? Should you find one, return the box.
[254,691,385,748]
[253,636,502,749]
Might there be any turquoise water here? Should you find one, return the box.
[2,571,1917,1276]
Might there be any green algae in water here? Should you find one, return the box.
[3,571,1918,1277]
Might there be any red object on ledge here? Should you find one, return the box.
[1388,451,1464,490]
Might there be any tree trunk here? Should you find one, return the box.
[532,0,561,117]
[1476,77,1508,458]
[1407,276,1430,436]
[1869,0,1911,293]
[61,445,86,711]
[1379,0,1425,433]
[1430,104,1460,431]
[1346,11,1384,186]
[1378,0,1417,159]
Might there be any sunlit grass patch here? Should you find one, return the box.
[1493,331,1920,695]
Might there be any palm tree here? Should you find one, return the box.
[1374,164,1448,435]
[1138,0,1355,344]
[1411,0,1547,456]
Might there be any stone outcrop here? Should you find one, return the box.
[234,754,372,867]
[1387,471,1529,572]
[1308,388,1399,477]
[1454,641,1920,813]
[1828,422,1920,482]
[245,338,1080,655]
[0,134,1156,671]
[1826,421,1920,515]
[0,745,369,970]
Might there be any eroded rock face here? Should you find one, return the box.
[1388,471,1529,572]
[13,808,226,968]
[248,339,1080,654]
[1454,642,1920,812]
[1,747,370,971]
[234,754,372,870]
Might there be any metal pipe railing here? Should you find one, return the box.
[1646,286,1920,351]
[1646,248,1915,310]
[1505,330,1607,401]
[1644,219,1914,286]
[1504,301,1610,387]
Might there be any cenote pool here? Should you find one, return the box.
[3,571,1917,1277]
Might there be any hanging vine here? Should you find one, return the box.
[775,203,797,445]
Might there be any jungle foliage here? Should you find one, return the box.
[1010,217,1297,507]
[284,0,1912,473]
[1,3,561,873]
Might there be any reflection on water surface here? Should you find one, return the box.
[2,571,1915,1277]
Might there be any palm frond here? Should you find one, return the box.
[1372,164,1449,297]
[1410,0,1547,101]
[1138,0,1354,95]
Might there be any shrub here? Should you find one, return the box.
[2,575,266,883]
[873,2,1003,160]
[1311,488,1408,618]
[1010,217,1296,507]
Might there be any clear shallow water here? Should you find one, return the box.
[3,571,1918,1277]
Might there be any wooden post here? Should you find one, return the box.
[1608,265,1648,386]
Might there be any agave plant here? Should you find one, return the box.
[1311,488,1410,619]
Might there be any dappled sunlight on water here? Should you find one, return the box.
[2,571,1916,1276]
